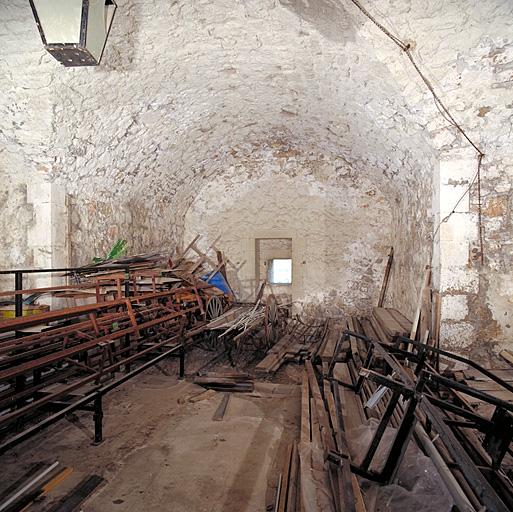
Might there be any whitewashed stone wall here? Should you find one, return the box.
[0,177,67,304]
[184,147,392,319]
[0,1,512,362]
[69,195,182,266]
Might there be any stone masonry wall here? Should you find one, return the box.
[0,1,512,361]
[184,147,392,320]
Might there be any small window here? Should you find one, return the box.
[268,259,292,284]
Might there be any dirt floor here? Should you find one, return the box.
[0,347,303,512]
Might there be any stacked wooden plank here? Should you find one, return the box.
[275,441,300,512]
[317,309,412,365]
[297,360,366,512]
[316,318,513,512]
[70,252,163,279]
[459,367,513,419]
[255,319,328,374]
[319,321,348,363]
[370,307,412,343]
[0,461,102,512]
[193,372,254,392]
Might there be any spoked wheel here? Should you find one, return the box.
[201,296,224,351]
[264,294,279,349]
[206,296,223,320]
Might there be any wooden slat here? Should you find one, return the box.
[372,308,409,338]
[322,322,347,362]
[500,349,513,367]
[286,442,299,512]
[305,360,335,455]
[385,308,413,334]
[463,369,513,382]
[369,315,388,344]
[359,318,378,340]
[278,443,294,512]
[377,247,394,308]
[212,394,230,421]
[46,475,104,512]
[189,389,217,403]
[301,370,310,443]
[20,467,74,512]
[0,463,46,502]
[409,267,431,342]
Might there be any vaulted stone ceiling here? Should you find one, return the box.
[2,0,511,208]
[1,0,498,208]
[1,1,512,357]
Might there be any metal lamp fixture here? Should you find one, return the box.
[29,0,117,67]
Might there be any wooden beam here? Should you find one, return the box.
[377,247,394,308]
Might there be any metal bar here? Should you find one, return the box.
[0,288,198,333]
[421,399,509,512]
[395,336,513,394]
[0,339,185,454]
[0,305,196,382]
[93,396,103,444]
[379,394,418,483]
[423,371,513,413]
[14,271,23,318]
[326,331,351,379]
[360,391,401,472]
[353,343,375,394]
[0,265,140,275]
[0,315,188,430]
[179,346,185,378]
[358,368,413,396]
[425,395,495,432]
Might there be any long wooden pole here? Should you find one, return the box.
[377,247,394,308]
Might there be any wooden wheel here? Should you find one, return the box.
[206,296,223,320]
[264,294,279,348]
[202,296,223,351]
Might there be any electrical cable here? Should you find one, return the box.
[346,0,486,263]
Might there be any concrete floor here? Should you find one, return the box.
[0,362,301,511]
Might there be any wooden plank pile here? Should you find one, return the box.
[295,360,366,512]
[193,372,254,393]
[0,460,103,512]
[290,320,513,512]
[170,234,241,296]
[255,318,329,374]
[69,251,163,279]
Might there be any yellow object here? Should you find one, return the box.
[0,305,50,319]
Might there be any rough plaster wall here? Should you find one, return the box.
[184,149,392,320]
[0,182,34,293]
[69,196,182,266]
[387,177,435,321]
[357,1,513,358]
[474,152,513,358]
[0,1,512,357]
[0,0,434,204]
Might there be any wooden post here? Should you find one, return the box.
[377,247,394,308]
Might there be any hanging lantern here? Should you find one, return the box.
[29,0,117,67]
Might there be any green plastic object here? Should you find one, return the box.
[93,239,130,263]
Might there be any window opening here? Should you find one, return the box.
[268,258,292,284]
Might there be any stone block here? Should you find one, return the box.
[439,321,476,354]
[439,183,469,214]
[439,214,477,242]
[483,195,508,217]
[27,181,52,204]
[439,158,476,184]
[442,294,468,321]
[440,240,469,267]
[440,266,479,294]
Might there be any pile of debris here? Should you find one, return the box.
[275,317,513,512]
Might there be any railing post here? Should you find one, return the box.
[14,271,23,318]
